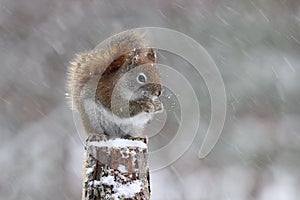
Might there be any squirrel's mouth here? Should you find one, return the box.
[129,84,163,116]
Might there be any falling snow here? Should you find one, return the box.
[1,0,300,200]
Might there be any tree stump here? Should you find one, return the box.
[82,134,150,200]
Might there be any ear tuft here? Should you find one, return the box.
[146,48,156,63]
[102,53,129,76]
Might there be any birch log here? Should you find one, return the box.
[82,134,150,200]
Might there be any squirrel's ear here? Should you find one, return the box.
[103,53,129,76]
[146,48,156,63]
[132,48,156,67]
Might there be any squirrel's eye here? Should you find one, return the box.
[137,73,147,83]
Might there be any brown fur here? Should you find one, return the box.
[66,30,148,110]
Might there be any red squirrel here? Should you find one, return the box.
[66,31,163,138]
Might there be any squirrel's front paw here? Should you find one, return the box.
[144,97,163,113]
[144,101,155,113]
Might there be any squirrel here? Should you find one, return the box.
[66,31,163,138]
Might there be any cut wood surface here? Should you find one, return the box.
[82,134,150,200]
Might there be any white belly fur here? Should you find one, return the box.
[83,98,153,137]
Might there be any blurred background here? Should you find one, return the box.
[1,0,300,199]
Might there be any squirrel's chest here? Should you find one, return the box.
[113,113,150,136]
[84,99,152,136]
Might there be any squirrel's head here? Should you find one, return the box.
[96,47,163,118]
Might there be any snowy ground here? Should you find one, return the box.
[1,0,300,199]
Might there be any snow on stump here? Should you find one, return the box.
[82,134,150,200]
